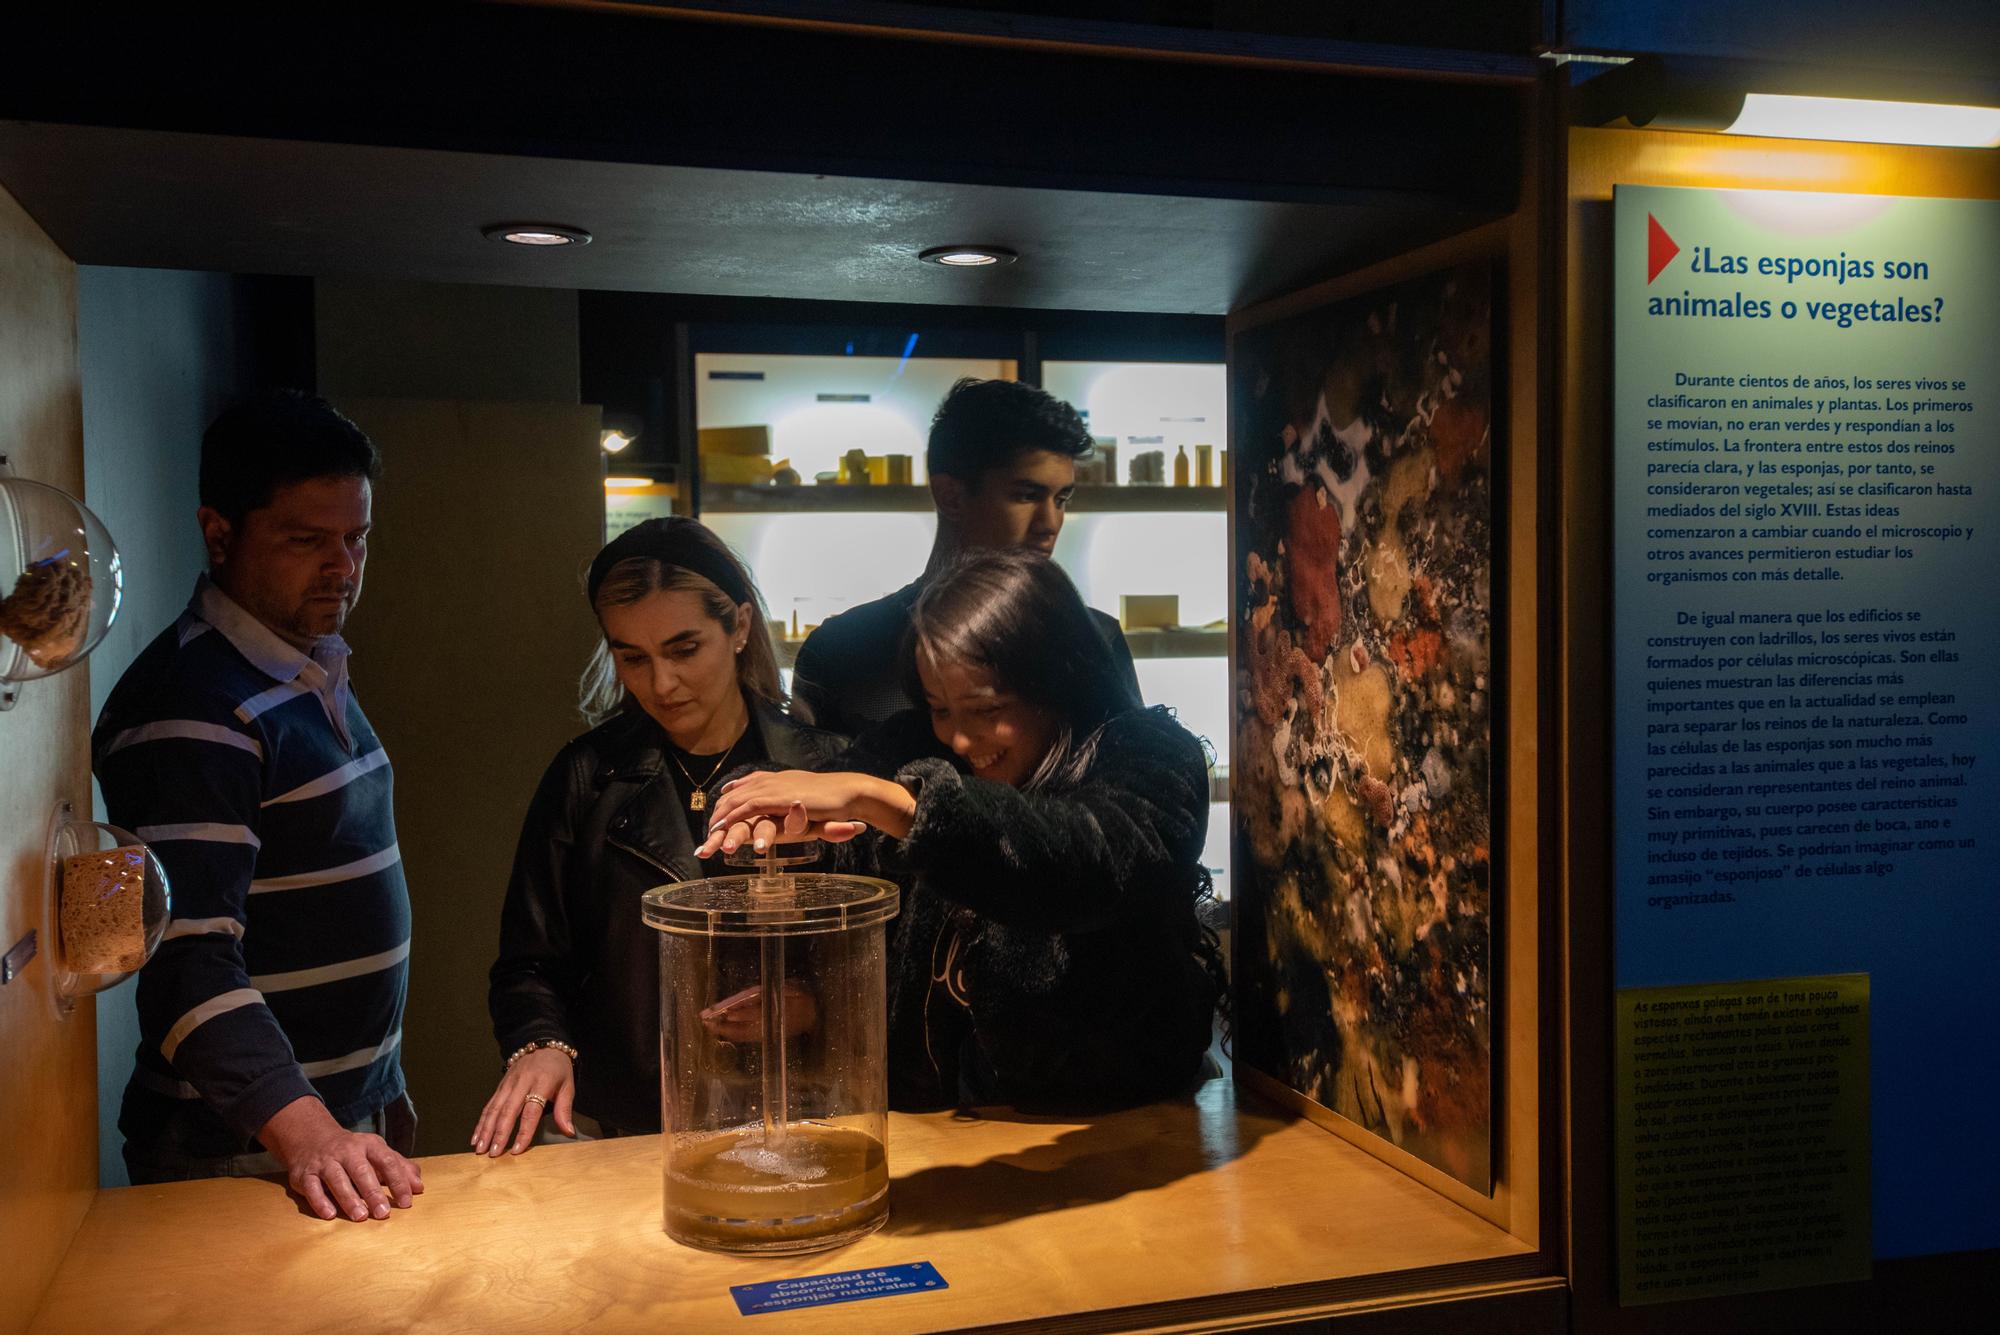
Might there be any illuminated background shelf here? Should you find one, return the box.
[700,484,1226,515]
[773,626,1224,669]
[693,352,1233,896]
[1116,627,1228,658]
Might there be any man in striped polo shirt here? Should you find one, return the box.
[94,390,421,1223]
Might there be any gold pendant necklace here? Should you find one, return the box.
[666,736,737,812]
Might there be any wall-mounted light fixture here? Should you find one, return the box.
[482,222,593,247]
[599,412,644,457]
[918,245,1018,267]
[1722,95,2000,148]
[1576,57,2000,149]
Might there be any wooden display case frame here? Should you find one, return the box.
[1224,184,1560,1275]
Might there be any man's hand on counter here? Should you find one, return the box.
[259,1096,426,1222]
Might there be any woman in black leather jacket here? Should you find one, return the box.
[702,549,1225,1111]
[474,519,841,1154]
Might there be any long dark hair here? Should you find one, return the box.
[904,548,1233,1040]
[901,549,1141,790]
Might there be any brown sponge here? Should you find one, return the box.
[60,845,148,975]
[0,557,93,670]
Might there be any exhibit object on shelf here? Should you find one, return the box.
[643,841,899,1254]
[701,454,776,486]
[1120,593,1180,630]
[43,800,170,1018]
[0,457,124,709]
[1078,437,1118,486]
[698,425,773,457]
[1230,259,1498,1192]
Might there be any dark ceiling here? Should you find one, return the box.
[0,124,1500,315]
[0,3,1532,313]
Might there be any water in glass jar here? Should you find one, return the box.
[664,1121,888,1253]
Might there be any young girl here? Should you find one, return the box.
[701,549,1223,1111]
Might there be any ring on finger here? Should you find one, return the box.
[524,1093,547,1108]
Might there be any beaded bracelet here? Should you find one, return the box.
[506,1039,579,1070]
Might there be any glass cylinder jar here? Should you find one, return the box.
[45,802,171,1018]
[642,862,898,1254]
[0,470,124,706]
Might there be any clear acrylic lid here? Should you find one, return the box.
[642,874,899,938]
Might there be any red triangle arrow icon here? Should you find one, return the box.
[1647,214,1680,284]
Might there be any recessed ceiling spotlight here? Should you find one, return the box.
[918,245,1018,268]
[482,222,593,247]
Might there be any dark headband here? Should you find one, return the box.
[586,517,753,609]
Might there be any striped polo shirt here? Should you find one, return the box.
[93,577,409,1152]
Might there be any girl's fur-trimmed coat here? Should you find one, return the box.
[834,705,1221,1110]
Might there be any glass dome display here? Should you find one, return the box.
[0,469,124,703]
[45,803,171,1018]
[643,843,899,1254]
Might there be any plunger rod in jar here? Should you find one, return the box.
[752,869,790,1149]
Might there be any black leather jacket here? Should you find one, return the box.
[488,696,844,1131]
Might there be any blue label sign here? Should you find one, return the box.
[730,1262,947,1316]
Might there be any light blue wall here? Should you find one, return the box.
[78,266,249,1186]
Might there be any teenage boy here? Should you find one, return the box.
[793,377,1139,735]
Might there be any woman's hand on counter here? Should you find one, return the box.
[472,1047,576,1157]
[696,770,915,857]
[259,1095,425,1222]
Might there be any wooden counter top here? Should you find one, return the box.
[32,1080,1542,1333]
